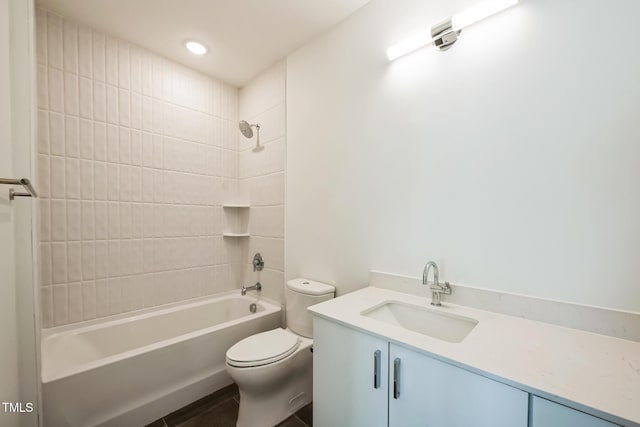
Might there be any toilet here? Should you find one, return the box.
[225,278,335,427]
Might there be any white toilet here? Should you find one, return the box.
[225,278,335,427]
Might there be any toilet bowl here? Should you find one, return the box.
[225,279,334,427]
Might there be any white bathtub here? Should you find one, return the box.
[41,292,282,427]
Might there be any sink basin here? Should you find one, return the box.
[361,301,478,343]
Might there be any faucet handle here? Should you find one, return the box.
[442,281,452,295]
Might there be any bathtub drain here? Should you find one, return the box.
[249,303,257,313]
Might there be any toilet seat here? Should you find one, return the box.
[226,328,300,368]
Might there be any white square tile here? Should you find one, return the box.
[107,124,119,163]
[142,169,154,203]
[41,286,53,328]
[64,72,79,116]
[78,25,92,78]
[50,156,65,198]
[63,20,78,73]
[108,277,122,315]
[48,68,64,113]
[93,81,106,122]
[79,118,93,159]
[142,203,154,237]
[131,239,143,274]
[40,243,52,286]
[131,167,143,202]
[96,279,109,316]
[39,199,51,242]
[82,281,96,320]
[119,165,131,202]
[95,241,108,279]
[152,100,163,134]
[131,130,142,166]
[106,84,118,124]
[153,134,163,168]
[108,202,120,239]
[94,202,108,241]
[37,155,50,198]
[94,122,107,161]
[79,77,93,119]
[119,127,131,164]
[37,65,48,109]
[120,239,132,275]
[67,242,82,283]
[107,163,119,201]
[131,92,142,130]
[49,112,65,155]
[92,31,105,82]
[65,158,80,199]
[142,132,153,167]
[108,241,120,277]
[81,241,95,280]
[37,110,49,154]
[142,96,152,131]
[120,202,132,239]
[153,169,164,203]
[131,203,144,239]
[93,161,107,201]
[51,242,68,284]
[119,88,130,126]
[66,200,81,241]
[53,284,68,326]
[81,201,95,240]
[65,115,79,158]
[80,160,93,199]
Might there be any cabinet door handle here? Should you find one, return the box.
[373,350,381,389]
[393,357,401,399]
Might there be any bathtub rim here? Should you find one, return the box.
[41,291,282,383]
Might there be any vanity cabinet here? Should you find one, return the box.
[313,317,528,427]
[313,317,389,427]
[388,343,528,426]
[530,396,619,427]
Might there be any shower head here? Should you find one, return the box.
[239,120,259,139]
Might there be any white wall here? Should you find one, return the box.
[238,61,287,303]
[286,0,640,311]
[36,9,240,327]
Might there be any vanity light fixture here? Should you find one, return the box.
[386,0,519,60]
[185,40,208,55]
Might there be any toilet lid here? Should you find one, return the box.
[226,328,300,368]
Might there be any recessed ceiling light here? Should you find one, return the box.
[185,41,207,55]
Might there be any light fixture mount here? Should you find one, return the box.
[431,19,460,51]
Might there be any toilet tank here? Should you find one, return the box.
[285,278,335,338]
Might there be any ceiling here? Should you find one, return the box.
[38,0,370,87]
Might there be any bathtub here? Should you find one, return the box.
[41,292,282,427]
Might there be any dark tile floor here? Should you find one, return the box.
[146,384,312,427]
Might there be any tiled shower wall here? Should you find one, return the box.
[36,9,240,327]
[238,61,286,304]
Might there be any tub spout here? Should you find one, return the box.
[241,282,262,296]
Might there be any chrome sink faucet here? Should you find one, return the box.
[241,282,262,296]
[422,261,451,307]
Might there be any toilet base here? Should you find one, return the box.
[227,338,313,427]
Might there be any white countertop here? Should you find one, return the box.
[308,286,640,426]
